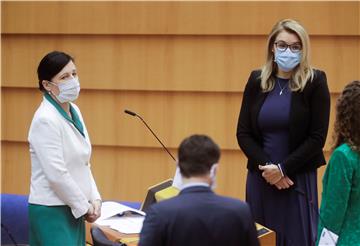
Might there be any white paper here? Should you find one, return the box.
[96,215,145,234]
[95,217,125,226]
[172,166,183,189]
[95,202,146,234]
[318,227,338,245]
[110,216,145,234]
[97,201,145,222]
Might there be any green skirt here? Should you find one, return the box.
[28,204,85,246]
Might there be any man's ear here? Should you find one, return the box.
[210,163,218,178]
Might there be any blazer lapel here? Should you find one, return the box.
[43,98,91,149]
[252,92,268,140]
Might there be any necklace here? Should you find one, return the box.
[277,80,287,95]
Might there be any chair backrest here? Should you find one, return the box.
[90,226,125,246]
[1,194,29,245]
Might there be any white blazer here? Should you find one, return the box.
[28,97,101,218]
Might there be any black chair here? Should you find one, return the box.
[1,194,29,245]
[90,226,126,246]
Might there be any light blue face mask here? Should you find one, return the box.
[274,48,302,72]
[50,77,80,103]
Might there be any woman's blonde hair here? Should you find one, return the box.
[260,19,314,92]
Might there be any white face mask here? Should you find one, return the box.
[51,77,80,103]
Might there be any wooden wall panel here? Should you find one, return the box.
[1,89,43,143]
[1,141,31,195]
[2,1,358,203]
[90,146,177,202]
[218,149,248,200]
[2,2,359,35]
[1,87,338,151]
[2,35,359,92]
[1,35,266,92]
[1,141,175,201]
[1,141,246,201]
[0,141,330,202]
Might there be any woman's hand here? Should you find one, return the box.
[85,204,95,223]
[92,199,102,218]
[85,200,102,223]
[274,176,294,190]
[259,164,282,184]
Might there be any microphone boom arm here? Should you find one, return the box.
[124,109,177,162]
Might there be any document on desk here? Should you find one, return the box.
[97,201,145,221]
[96,201,146,234]
[97,215,145,234]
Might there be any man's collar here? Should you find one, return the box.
[181,182,209,191]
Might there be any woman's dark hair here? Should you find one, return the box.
[37,51,74,92]
[333,80,360,153]
[178,134,220,178]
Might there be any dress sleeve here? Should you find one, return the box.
[89,170,101,201]
[282,71,330,174]
[318,149,353,235]
[236,71,270,168]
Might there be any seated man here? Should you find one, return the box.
[139,134,259,246]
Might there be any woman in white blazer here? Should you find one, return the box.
[28,51,101,246]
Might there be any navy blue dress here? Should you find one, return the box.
[246,78,318,246]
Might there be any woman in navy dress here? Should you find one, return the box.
[236,19,330,246]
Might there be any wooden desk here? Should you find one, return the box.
[256,223,276,246]
[86,222,275,246]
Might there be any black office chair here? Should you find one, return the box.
[90,226,126,246]
[1,194,30,245]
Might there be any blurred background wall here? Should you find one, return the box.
[1,1,359,202]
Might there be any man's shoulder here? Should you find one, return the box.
[151,191,249,213]
[214,194,250,211]
[150,192,192,210]
[146,195,186,218]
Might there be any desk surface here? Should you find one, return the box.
[86,222,275,246]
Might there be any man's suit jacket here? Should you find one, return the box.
[139,186,259,246]
[236,69,330,175]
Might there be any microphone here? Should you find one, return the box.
[124,109,136,116]
[124,109,176,162]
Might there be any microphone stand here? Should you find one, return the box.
[124,109,177,162]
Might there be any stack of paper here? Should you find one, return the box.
[96,201,146,234]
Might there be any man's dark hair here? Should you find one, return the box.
[178,134,220,178]
[37,51,74,92]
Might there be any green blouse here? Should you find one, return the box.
[317,143,360,245]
